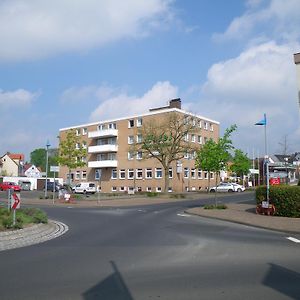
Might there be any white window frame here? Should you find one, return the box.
[119,169,126,179]
[191,168,196,179]
[128,152,134,160]
[155,168,162,179]
[169,167,173,178]
[191,134,196,143]
[81,171,87,180]
[109,123,117,129]
[210,123,214,132]
[146,187,152,192]
[128,169,134,180]
[137,118,143,127]
[128,136,134,144]
[136,168,143,179]
[204,122,208,130]
[136,151,143,160]
[136,134,142,143]
[198,135,202,144]
[111,169,117,179]
[82,141,87,149]
[111,186,117,192]
[82,128,87,135]
[198,169,202,179]
[145,168,152,179]
[95,169,101,180]
[75,129,80,136]
[156,187,162,193]
[128,119,134,128]
[184,167,189,178]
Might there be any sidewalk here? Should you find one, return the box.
[186,203,300,234]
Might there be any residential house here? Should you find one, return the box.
[24,164,42,178]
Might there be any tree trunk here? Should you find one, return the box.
[164,166,169,193]
[214,172,219,207]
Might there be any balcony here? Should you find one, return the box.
[88,160,118,168]
[88,129,118,139]
[88,145,118,153]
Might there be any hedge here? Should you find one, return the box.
[255,185,300,217]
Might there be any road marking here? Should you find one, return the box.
[177,213,190,217]
[286,237,300,243]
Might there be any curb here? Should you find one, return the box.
[0,220,69,252]
[184,210,300,234]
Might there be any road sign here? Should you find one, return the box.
[50,166,60,172]
[270,177,280,185]
[11,193,21,209]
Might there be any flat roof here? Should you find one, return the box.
[294,53,300,64]
[59,107,220,131]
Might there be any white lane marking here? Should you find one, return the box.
[286,237,300,243]
[177,213,190,217]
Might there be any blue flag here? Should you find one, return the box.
[255,114,266,126]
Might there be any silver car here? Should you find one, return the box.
[209,182,245,193]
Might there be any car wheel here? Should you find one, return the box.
[83,190,87,194]
[228,189,233,192]
[210,189,215,193]
[237,188,242,192]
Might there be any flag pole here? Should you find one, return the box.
[264,113,270,205]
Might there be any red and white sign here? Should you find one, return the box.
[270,177,280,185]
[11,193,21,209]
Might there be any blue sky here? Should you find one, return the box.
[0,0,299,161]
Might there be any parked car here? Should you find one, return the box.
[72,182,96,194]
[209,182,245,193]
[0,182,21,192]
[231,183,246,192]
[44,182,61,192]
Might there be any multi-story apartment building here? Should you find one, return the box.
[58,99,219,193]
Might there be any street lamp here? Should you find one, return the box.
[284,157,289,185]
[45,140,51,198]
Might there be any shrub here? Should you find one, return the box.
[147,192,158,197]
[170,194,186,199]
[204,204,227,210]
[255,185,300,217]
[2,216,13,229]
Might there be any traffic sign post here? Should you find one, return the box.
[50,166,60,205]
[11,193,21,226]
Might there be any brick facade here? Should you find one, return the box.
[59,102,219,193]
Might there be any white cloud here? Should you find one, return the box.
[89,81,178,121]
[213,0,300,43]
[0,0,173,62]
[0,88,38,108]
[199,41,300,154]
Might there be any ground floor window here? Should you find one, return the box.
[146,187,152,192]
[156,187,162,192]
[111,186,117,192]
[95,169,101,180]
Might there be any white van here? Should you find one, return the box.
[73,182,96,194]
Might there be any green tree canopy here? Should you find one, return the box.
[30,148,46,171]
[57,129,87,183]
[230,149,251,178]
[195,124,237,193]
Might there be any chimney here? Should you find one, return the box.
[169,98,181,109]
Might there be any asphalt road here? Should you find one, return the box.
[0,193,299,300]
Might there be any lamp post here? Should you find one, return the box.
[45,140,50,198]
[284,157,288,185]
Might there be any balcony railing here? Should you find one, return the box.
[88,145,118,153]
[88,160,118,168]
[88,129,118,139]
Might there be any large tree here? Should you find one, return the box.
[30,148,58,177]
[230,149,251,183]
[195,124,237,197]
[30,148,46,171]
[57,129,87,184]
[136,112,198,192]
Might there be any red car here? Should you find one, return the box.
[0,182,21,192]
